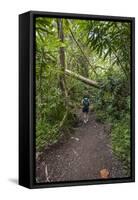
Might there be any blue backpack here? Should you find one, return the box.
[83,97,90,108]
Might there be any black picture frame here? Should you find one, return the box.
[19,10,135,189]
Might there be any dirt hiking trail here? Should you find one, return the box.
[36,110,127,183]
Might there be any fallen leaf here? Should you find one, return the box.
[100,168,110,178]
[71,137,79,141]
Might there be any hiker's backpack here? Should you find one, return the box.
[83,97,90,107]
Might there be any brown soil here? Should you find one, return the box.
[36,111,127,183]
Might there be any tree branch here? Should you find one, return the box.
[68,26,97,76]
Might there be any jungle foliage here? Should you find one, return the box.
[35,17,131,172]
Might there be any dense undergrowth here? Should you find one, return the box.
[93,75,131,174]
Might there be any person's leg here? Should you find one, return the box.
[84,107,89,123]
[86,112,88,122]
[83,112,87,123]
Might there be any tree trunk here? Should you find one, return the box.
[39,48,43,104]
[65,69,99,88]
[57,19,69,128]
[57,18,68,97]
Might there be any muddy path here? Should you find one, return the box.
[36,111,127,183]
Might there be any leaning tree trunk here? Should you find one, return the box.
[57,18,69,128]
[65,69,99,89]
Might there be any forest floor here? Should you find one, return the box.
[36,110,128,183]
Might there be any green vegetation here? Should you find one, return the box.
[35,17,131,172]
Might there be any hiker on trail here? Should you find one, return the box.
[82,95,90,123]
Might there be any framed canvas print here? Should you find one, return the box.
[19,11,135,189]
